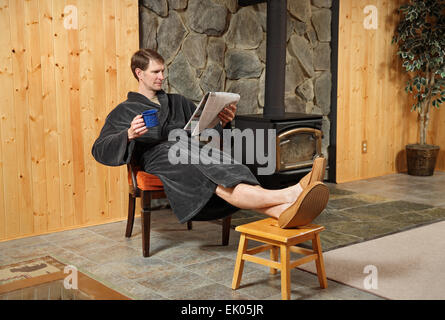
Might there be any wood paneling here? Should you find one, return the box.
[336,0,445,183]
[0,0,138,241]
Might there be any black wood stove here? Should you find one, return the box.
[235,0,325,189]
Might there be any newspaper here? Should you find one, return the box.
[184,92,240,136]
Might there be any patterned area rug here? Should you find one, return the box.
[0,256,65,285]
[0,256,130,300]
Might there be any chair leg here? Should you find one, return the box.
[125,193,136,238]
[141,191,152,257]
[222,215,232,246]
[187,221,192,230]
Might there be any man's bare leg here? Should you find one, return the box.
[215,158,329,227]
[214,183,303,219]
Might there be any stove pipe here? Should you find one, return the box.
[264,0,287,118]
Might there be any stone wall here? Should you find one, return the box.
[140,0,332,157]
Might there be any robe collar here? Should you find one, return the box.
[127,90,167,107]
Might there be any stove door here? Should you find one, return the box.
[276,128,322,171]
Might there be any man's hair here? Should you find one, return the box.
[130,49,164,80]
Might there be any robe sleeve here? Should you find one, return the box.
[92,100,166,166]
[91,116,135,167]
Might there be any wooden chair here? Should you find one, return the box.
[231,218,327,300]
[126,162,232,257]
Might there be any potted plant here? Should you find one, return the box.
[392,0,445,176]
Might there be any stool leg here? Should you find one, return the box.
[232,234,248,290]
[280,245,291,300]
[270,246,278,275]
[312,233,328,289]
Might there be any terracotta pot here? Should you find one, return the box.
[406,144,440,176]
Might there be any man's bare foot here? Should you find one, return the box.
[256,183,304,218]
[260,202,293,219]
[282,183,303,204]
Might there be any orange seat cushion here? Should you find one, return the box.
[128,167,164,191]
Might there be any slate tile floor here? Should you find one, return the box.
[1,172,444,300]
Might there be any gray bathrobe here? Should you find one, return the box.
[92,91,259,223]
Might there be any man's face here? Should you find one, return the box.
[137,59,165,93]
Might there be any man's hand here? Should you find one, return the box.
[128,115,148,141]
[218,103,237,128]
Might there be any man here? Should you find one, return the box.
[92,49,329,228]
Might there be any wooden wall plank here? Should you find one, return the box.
[0,106,4,239]
[102,0,123,220]
[39,0,62,231]
[379,1,392,172]
[53,0,75,228]
[9,0,34,235]
[0,74,5,239]
[429,108,445,170]
[337,0,359,180]
[77,0,103,224]
[66,0,87,226]
[0,0,17,239]
[24,0,48,234]
[77,0,90,224]
[91,0,108,223]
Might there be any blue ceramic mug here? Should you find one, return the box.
[142,109,159,128]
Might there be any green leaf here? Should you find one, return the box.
[393,0,445,114]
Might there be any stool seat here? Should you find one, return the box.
[235,218,325,244]
[232,218,327,300]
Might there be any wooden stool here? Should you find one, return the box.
[231,218,328,300]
